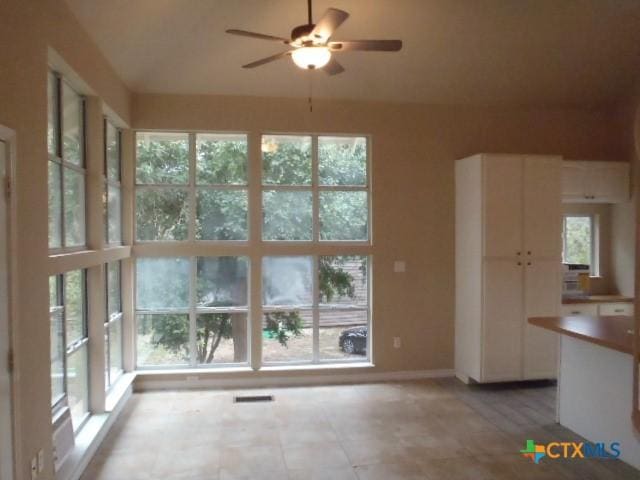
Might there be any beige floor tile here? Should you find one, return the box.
[354,462,428,480]
[282,442,351,470]
[288,466,359,480]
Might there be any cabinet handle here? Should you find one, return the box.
[527,251,531,255]
[527,262,532,266]
[614,309,625,313]
[571,311,581,315]
[516,252,521,256]
[517,262,522,266]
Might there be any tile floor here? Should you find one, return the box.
[81,378,640,479]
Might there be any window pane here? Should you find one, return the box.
[136,132,189,184]
[64,167,86,247]
[262,135,311,185]
[107,261,121,318]
[64,270,85,346]
[104,326,110,388]
[196,189,248,241]
[48,162,62,249]
[50,306,65,405]
[262,190,312,241]
[136,188,189,241]
[62,82,83,166]
[196,133,247,185]
[319,136,367,186]
[47,72,58,157]
[320,310,368,360]
[67,345,89,429]
[107,184,122,244]
[109,317,123,382]
[105,121,120,182]
[197,257,248,308]
[319,256,368,307]
[136,258,190,310]
[320,191,368,241]
[262,310,313,363]
[564,216,592,265]
[136,314,189,366]
[263,256,313,307]
[196,313,248,364]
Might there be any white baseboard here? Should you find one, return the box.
[135,368,455,391]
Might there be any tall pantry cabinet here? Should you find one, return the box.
[455,154,561,383]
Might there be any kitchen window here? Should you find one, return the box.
[562,214,599,275]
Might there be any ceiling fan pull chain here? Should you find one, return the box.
[308,0,313,24]
[308,71,313,113]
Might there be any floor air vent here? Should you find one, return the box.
[233,395,274,403]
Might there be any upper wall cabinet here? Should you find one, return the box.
[562,161,630,203]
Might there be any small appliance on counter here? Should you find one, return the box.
[562,263,590,299]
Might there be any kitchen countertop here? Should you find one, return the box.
[529,315,634,355]
[561,295,634,305]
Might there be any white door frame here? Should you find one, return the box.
[0,124,17,480]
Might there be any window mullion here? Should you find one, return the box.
[188,133,197,242]
[189,256,197,367]
[312,135,319,243]
[312,255,319,363]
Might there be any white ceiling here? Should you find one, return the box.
[64,0,640,107]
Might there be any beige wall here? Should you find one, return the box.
[1,1,131,479]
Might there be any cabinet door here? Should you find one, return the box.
[524,259,560,379]
[562,162,588,202]
[587,163,630,203]
[483,156,523,257]
[524,156,562,258]
[482,259,523,381]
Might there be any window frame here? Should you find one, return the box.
[104,261,124,389]
[104,119,123,246]
[261,133,371,244]
[134,131,250,244]
[48,71,88,253]
[261,255,371,366]
[562,214,599,276]
[49,270,90,432]
[134,256,251,369]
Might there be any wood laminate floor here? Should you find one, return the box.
[80,378,640,479]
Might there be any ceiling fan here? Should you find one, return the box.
[226,0,402,75]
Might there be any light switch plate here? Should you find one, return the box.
[393,261,406,273]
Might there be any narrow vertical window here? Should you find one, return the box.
[105,120,122,245]
[105,261,123,388]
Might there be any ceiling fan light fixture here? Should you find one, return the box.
[291,46,331,70]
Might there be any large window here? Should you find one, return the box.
[134,131,371,368]
[105,261,123,388]
[563,215,598,274]
[48,71,86,250]
[135,257,249,367]
[263,256,370,364]
[262,135,369,241]
[135,132,248,242]
[49,270,89,430]
[105,120,122,245]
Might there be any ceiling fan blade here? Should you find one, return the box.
[323,57,345,76]
[329,40,403,52]
[310,8,349,43]
[226,29,289,43]
[242,51,292,69]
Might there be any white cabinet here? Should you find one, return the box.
[561,161,630,203]
[599,303,634,316]
[560,304,599,316]
[456,154,561,383]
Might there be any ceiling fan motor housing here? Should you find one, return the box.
[291,24,316,44]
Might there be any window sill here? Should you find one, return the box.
[261,362,374,372]
[56,374,134,480]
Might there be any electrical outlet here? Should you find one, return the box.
[30,456,37,480]
[37,449,44,473]
[393,337,401,349]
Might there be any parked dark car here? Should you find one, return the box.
[338,326,367,355]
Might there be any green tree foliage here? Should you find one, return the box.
[564,217,591,265]
[136,135,369,363]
